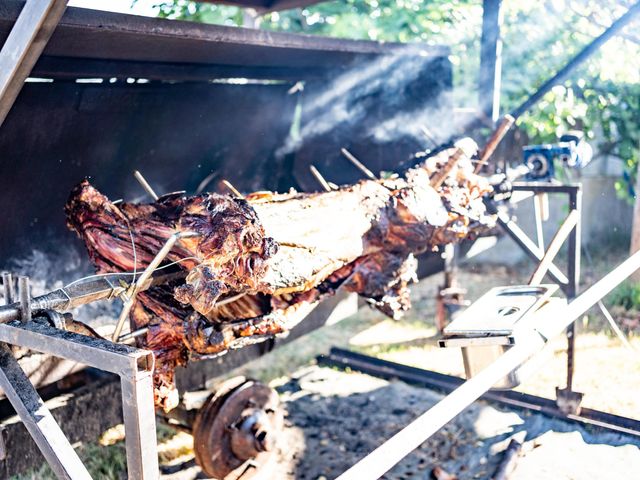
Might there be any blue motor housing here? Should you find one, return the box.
[523,131,593,181]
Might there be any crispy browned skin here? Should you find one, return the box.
[65,140,493,411]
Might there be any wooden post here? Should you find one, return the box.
[630,150,640,282]
[479,0,503,123]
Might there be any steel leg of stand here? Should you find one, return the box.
[553,187,583,413]
[566,189,582,390]
[0,343,90,479]
[121,368,158,480]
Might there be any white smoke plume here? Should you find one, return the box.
[276,48,452,158]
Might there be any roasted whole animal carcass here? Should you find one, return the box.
[65,138,494,411]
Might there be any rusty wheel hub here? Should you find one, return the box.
[193,377,283,479]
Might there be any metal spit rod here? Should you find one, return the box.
[337,249,640,480]
[0,267,186,325]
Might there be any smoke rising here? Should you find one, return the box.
[276,48,458,159]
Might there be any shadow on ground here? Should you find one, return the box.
[271,366,640,480]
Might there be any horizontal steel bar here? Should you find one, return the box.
[511,182,581,194]
[319,348,640,438]
[0,320,153,378]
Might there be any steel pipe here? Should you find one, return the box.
[510,1,640,119]
[18,276,31,323]
[2,272,14,304]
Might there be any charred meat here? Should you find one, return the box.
[65,139,493,411]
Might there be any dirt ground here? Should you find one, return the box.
[15,250,640,479]
[159,365,640,480]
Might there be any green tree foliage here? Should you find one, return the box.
[152,0,640,199]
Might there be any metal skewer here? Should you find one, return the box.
[419,125,439,146]
[118,326,150,343]
[134,170,159,201]
[309,165,333,192]
[116,292,246,343]
[340,148,376,180]
[221,179,245,199]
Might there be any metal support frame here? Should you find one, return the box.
[0,6,163,473]
[494,182,582,412]
[336,247,640,480]
[0,0,68,128]
[0,319,159,479]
